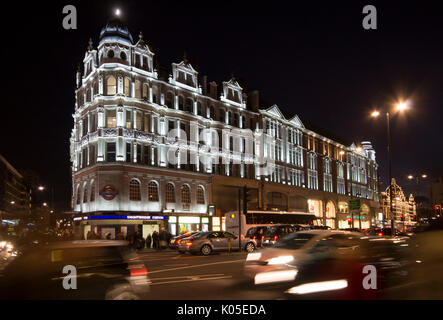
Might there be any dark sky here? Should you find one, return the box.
[1,0,442,210]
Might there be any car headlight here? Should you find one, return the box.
[267,255,294,265]
[246,252,261,261]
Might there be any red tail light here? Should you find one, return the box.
[377,232,383,237]
[261,236,264,241]
[185,241,193,246]
[253,236,256,240]
[129,264,148,276]
[273,235,278,241]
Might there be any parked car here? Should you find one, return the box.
[169,231,201,249]
[262,224,308,246]
[245,226,269,247]
[178,231,257,255]
[0,240,151,299]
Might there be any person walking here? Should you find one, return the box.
[146,233,152,249]
[152,231,159,249]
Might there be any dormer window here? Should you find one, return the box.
[186,74,194,86]
[135,54,140,67]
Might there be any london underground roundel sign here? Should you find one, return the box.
[99,185,119,200]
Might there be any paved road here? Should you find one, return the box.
[137,250,286,300]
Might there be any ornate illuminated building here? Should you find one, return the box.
[70,16,380,238]
[381,178,417,230]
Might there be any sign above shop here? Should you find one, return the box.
[99,185,119,200]
[87,215,167,220]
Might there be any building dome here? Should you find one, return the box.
[99,17,133,45]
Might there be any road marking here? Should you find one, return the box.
[150,273,225,281]
[148,259,245,274]
[150,275,232,286]
[163,264,189,267]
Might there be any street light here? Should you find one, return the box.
[38,186,45,191]
[370,100,411,236]
[43,202,48,207]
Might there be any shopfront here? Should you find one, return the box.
[167,215,211,236]
[73,214,167,240]
[308,199,323,226]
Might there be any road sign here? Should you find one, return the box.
[349,199,361,210]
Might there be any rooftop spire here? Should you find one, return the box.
[88,38,93,51]
[183,51,188,64]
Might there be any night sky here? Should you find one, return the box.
[1,0,442,210]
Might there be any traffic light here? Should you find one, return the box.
[435,205,441,215]
[347,218,352,226]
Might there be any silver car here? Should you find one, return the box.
[178,231,257,255]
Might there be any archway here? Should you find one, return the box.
[325,201,336,229]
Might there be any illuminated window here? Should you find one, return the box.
[83,184,88,203]
[106,109,116,128]
[135,80,141,99]
[125,110,132,129]
[106,76,116,95]
[181,185,191,204]
[197,186,205,204]
[90,181,95,202]
[75,185,80,205]
[165,183,175,203]
[129,179,141,201]
[124,78,131,97]
[142,84,148,99]
[148,181,159,201]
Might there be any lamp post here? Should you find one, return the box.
[371,100,410,236]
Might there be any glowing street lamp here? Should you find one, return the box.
[369,99,412,235]
[115,8,121,16]
[43,202,48,207]
[10,201,15,205]
[38,186,45,191]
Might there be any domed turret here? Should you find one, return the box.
[99,17,133,45]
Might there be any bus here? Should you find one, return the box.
[225,210,316,238]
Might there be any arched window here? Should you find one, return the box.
[166,92,174,108]
[90,181,95,202]
[106,76,116,95]
[120,51,127,60]
[75,185,81,205]
[178,95,184,110]
[108,50,114,58]
[142,84,148,99]
[148,181,159,201]
[135,80,141,99]
[83,184,88,203]
[165,183,175,203]
[152,86,157,103]
[129,179,141,201]
[219,109,225,123]
[185,98,193,112]
[181,185,191,204]
[124,78,131,97]
[197,186,205,204]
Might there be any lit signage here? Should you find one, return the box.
[99,185,119,200]
[87,215,167,220]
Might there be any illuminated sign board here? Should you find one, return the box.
[87,215,167,220]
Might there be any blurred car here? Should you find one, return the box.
[169,231,201,249]
[364,227,403,237]
[245,230,416,299]
[178,231,257,255]
[0,240,150,299]
[245,226,269,247]
[262,224,309,246]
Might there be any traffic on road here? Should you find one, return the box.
[1,219,443,300]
